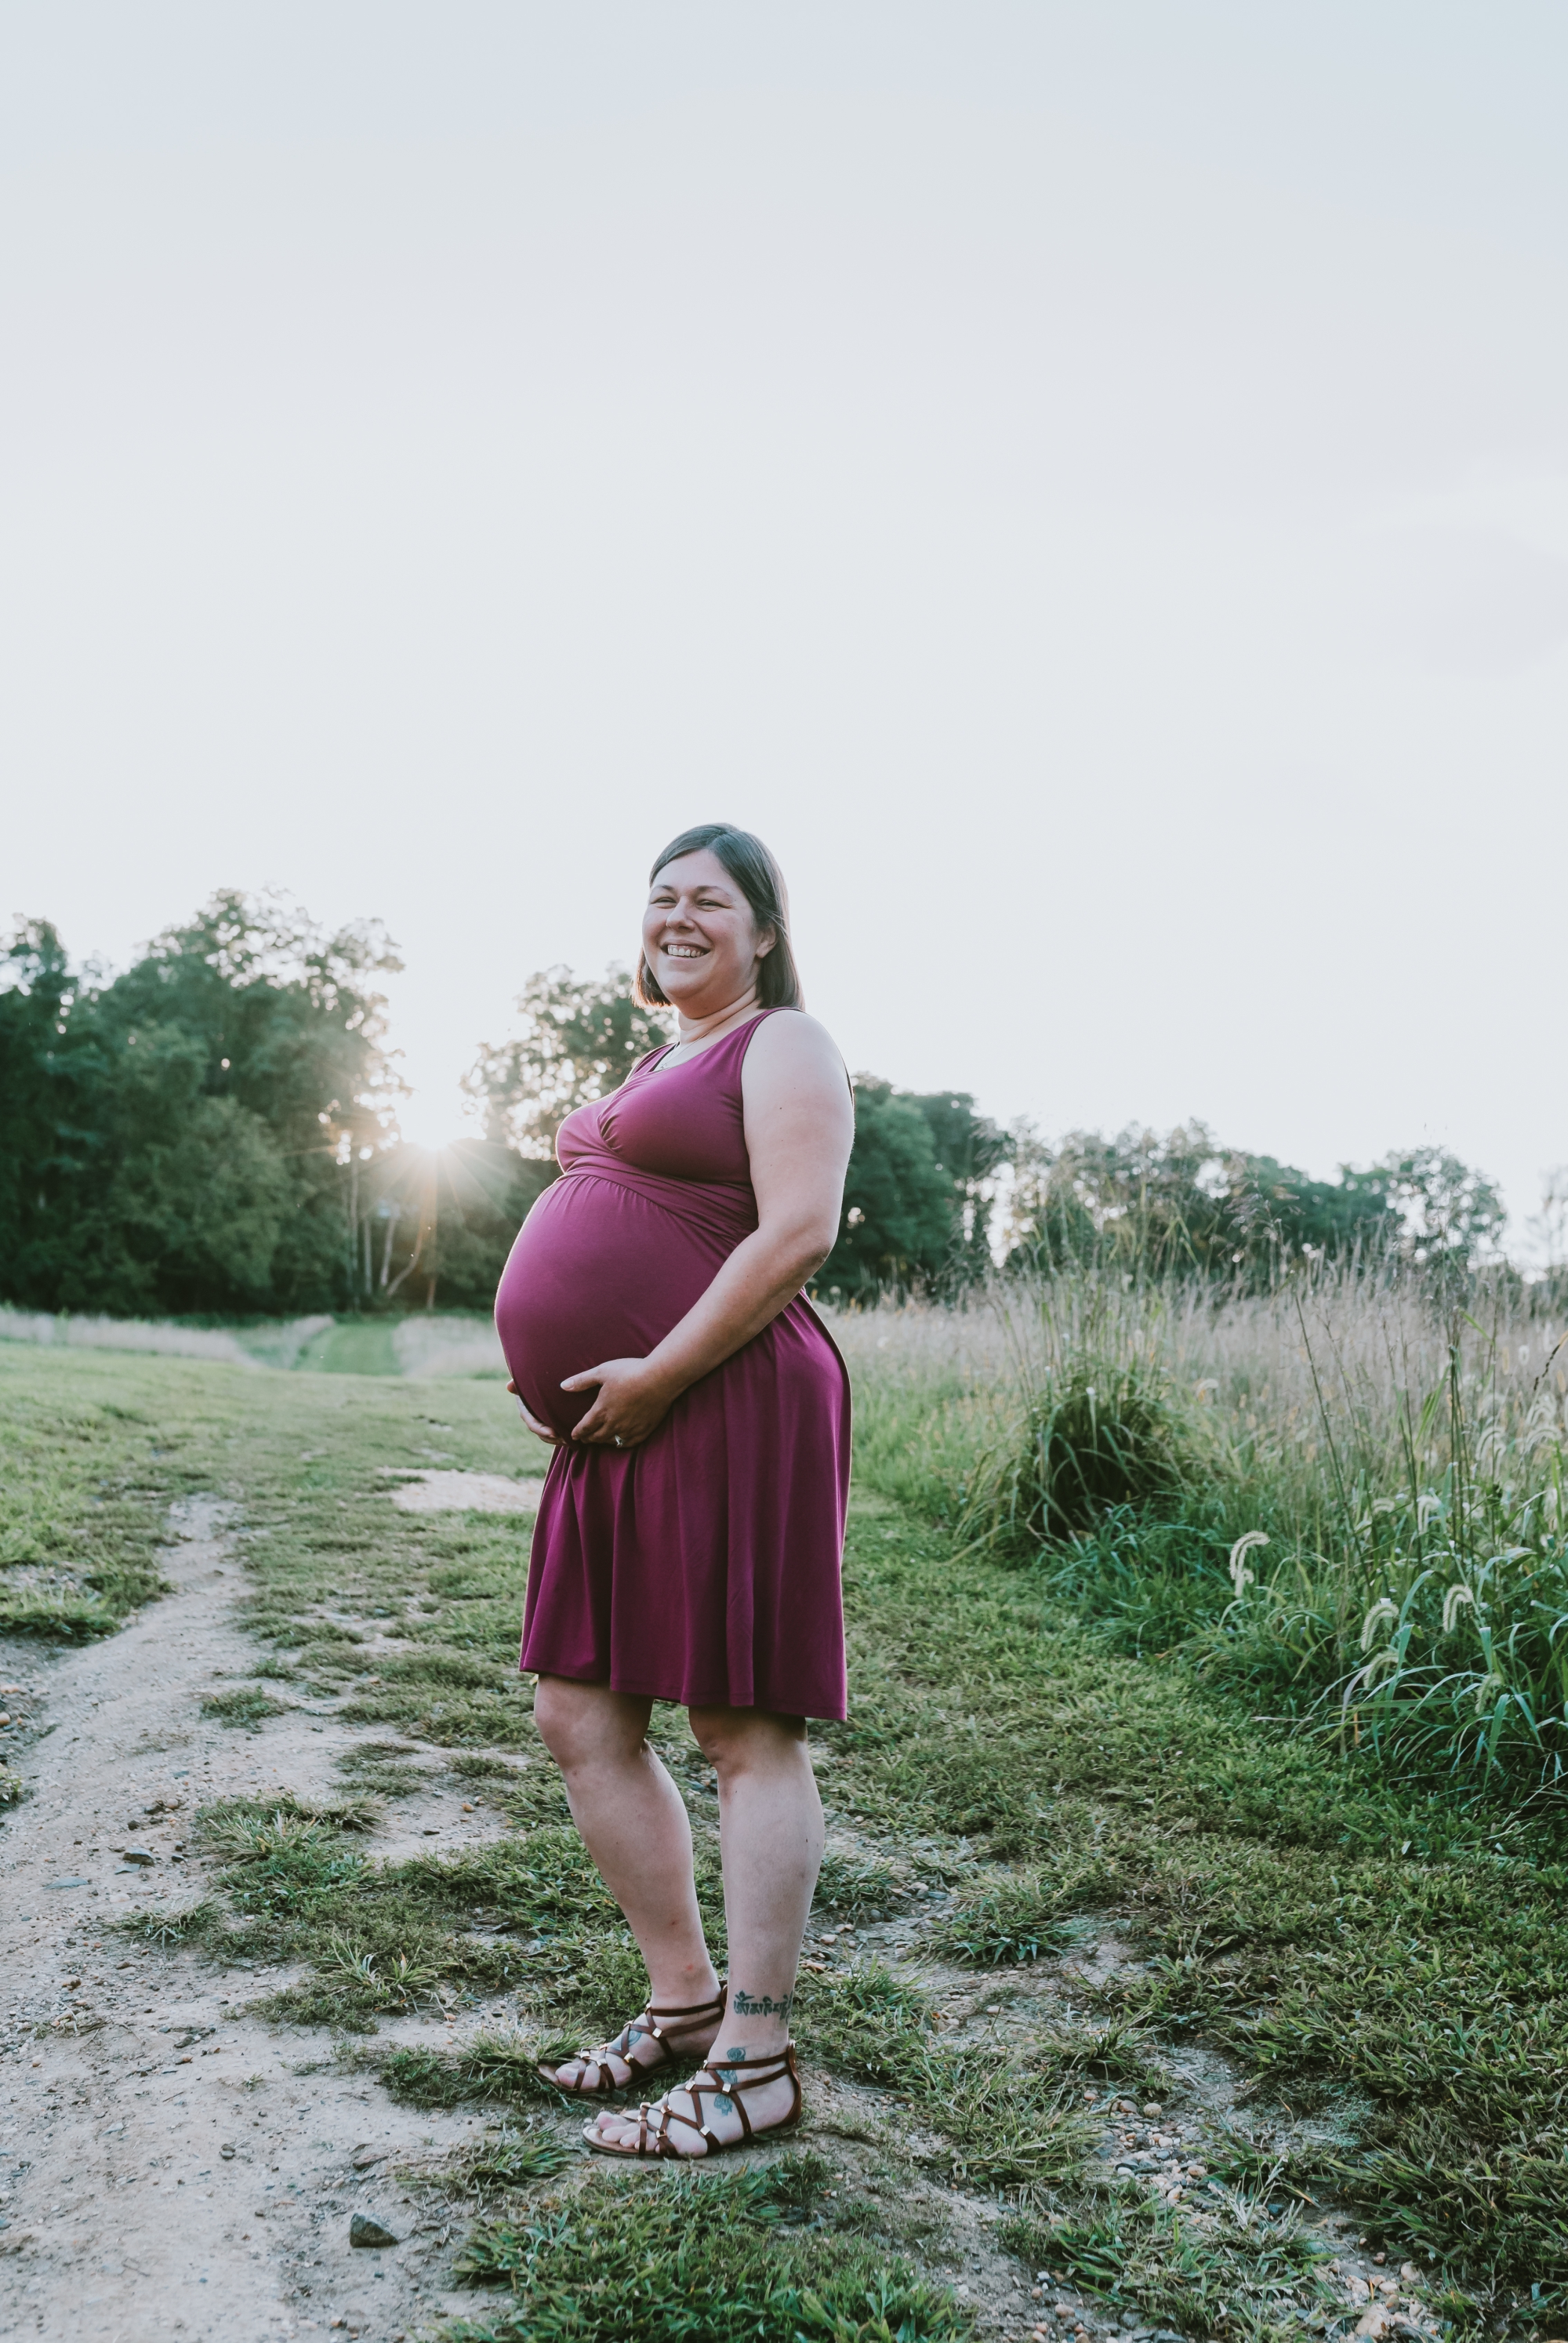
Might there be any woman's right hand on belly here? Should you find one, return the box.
[507,1380,562,1448]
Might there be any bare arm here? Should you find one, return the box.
[557,1013,853,1448]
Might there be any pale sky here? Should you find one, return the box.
[5,4,1566,1247]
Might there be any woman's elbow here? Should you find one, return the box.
[757,1209,842,1284]
[793,1220,840,1279]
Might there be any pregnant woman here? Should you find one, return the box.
[493,823,854,2160]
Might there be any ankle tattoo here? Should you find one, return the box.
[731,1989,793,2022]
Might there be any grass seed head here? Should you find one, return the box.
[1441,1582,1475,1636]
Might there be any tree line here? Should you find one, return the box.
[0,894,1506,1320]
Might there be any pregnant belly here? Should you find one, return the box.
[494,1175,724,1437]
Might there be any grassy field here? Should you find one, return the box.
[3,1273,1567,2340]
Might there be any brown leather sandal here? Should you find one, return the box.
[584,2042,803,2159]
[536,1981,727,2097]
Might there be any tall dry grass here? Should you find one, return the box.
[824,1264,1568,1792]
[0,1306,334,1370]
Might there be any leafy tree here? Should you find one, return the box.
[1004,1121,1404,1284]
[816,1081,960,1299]
[1339,1147,1507,1265]
[0,894,401,1315]
[464,964,670,1157]
[1006,1121,1228,1277]
[904,1091,1011,1287]
[0,921,96,1303]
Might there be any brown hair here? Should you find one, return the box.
[637,824,804,1010]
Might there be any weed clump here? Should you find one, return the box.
[0,1592,118,1640]
[811,1851,902,1921]
[379,2032,548,2110]
[966,1361,1207,1553]
[925,1871,1080,1967]
[460,2131,574,2188]
[201,1685,289,1728]
[336,1742,428,1799]
[198,1793,379,1851]
[118,1900,225,1949]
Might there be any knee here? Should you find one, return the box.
[690,1709,804,1780]
[530,1680,582,1767]
[533,1680,640,1774]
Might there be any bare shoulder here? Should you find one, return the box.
[742,1010,848,1092]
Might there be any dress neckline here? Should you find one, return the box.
[635,1008,774,1085]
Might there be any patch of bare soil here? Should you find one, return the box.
[381,1473,545,1517]
[0,1500,487,2343]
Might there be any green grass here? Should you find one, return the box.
[9,1335,1568,2332]
[0,1346,198,1634]
[1002,2188,1336,2338]
[296,1317,402,1376]
[839,1266,1568,1797]
[201,1685,292,1727]
[440,2155,975,2343]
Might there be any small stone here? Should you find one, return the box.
[350,2149,386,2170]
[220,2145,236,2160]
[349,2214,399,2248]
[1142,2103,1161,2118]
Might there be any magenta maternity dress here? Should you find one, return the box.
[492,1011,851,1722]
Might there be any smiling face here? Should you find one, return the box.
[642,848,775,1017]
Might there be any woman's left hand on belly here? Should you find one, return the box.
[506,1381,562,1448]
[561,1357,676,1448]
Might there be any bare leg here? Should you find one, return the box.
[532,1677,720,2085]
[588,1705,822,2151]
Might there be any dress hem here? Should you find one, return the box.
[518,1660,846,1725]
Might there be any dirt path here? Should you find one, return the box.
[0,1500,477,2343]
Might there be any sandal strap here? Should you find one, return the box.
[646,1982,727,2022]
[659,2043,802,2154]
[547,1981,727,2094]
[644,1982,727,2047]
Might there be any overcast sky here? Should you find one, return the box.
[5,3,1566,1245]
